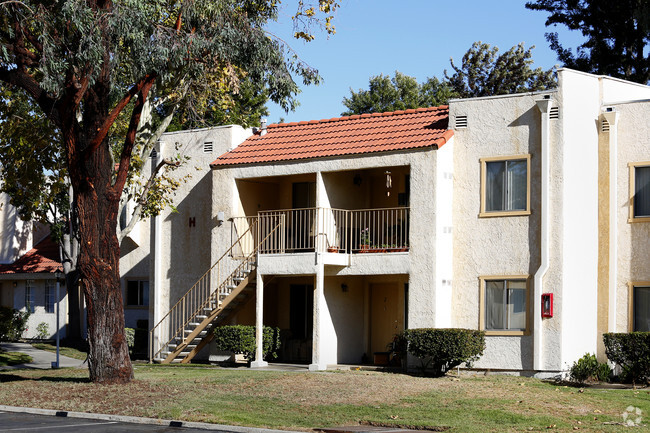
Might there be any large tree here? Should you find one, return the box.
[444,42,556,98]
[342,42,555,115]
[342,72,455,115]
[526,0,650,84]
[0,0,337,384]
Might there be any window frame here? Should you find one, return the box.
[44,279,55,313]
[628,282,650,332]
[628,162,650,223]
[479,275,531,336]
[25,279,35,313]
[125,279,149,309]
[479,155,532,217]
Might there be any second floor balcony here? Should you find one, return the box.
[231,207,410,257]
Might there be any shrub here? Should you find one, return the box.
[569,353,611,384]
[35,322,50,340]
[0,306,30,341]
[604,332,650,384]
[125,327,135,350]
[212,325,281,361]
[398,328,485,376]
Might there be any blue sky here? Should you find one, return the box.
[264,0,584,124]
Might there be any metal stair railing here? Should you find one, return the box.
[149,219,259,362]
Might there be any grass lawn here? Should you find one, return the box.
[0,349,32,366]
[30,342,87,360]
[0,365,648,432]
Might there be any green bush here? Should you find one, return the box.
[0,306,30,341]
[604,332,650,384]
[212,325,281,361]
[125,327,135,349]
[398,328,485,376]
[35,322,50,339]
[569,353,611,383]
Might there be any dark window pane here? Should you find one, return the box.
[634,286,650,332]
[635,166,650,217]
[486,162,505,211]
[486,281,504,329]
[507,160,527,211]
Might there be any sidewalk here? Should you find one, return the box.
[0,342,86,370]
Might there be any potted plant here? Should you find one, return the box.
[359,228,370,252]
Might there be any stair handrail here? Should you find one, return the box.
[150,218,259,361]
[150,216,284,362]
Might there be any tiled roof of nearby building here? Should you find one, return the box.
[0,236,62,275]
[211,106,453,167]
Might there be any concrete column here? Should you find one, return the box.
[309,263,327,371]
[250,271,268,368]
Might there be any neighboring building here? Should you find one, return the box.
[149,68,650,377]
[0,231,67,340]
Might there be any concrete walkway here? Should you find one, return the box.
[0,342,86,370]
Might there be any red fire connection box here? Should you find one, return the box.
[541,293,553,318]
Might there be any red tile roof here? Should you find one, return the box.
[0,236,62,275]
[211,106,453,167]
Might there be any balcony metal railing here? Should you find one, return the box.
[232,207,409,255]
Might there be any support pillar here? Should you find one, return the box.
[309,263,327,371]
[250,271,268,368]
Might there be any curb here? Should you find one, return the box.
[0,405,298,433]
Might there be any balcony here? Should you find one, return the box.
[231,207,409,257]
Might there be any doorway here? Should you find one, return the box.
[369,283,404,355]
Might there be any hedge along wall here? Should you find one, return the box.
[603,332,650,384]
[396,328,485,376]
[212,325,281,361]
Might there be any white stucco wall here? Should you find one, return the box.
[0,193,33,265]
[556,70,602,370]
[12,277,67,339]
[613,101,650,332]
[152,125,250,333]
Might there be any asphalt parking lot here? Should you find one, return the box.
[0,411,238,432]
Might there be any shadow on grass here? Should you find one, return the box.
[0,373,90,384]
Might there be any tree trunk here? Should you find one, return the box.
[71,133,133,384]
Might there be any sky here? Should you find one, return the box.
[264,0,585,124]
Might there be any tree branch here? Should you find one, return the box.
[110,78,155,196]
[84,73,157,159]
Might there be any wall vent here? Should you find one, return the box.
[601,119,610,133]
[549,106,560,119]
[149,149,157,158]
[455,115,468,128]
[203,141,214,153]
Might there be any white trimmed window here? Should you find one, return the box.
[480,155,531,217]
[480,276,529,335]
[25,279,35,313]
[45,280,55,313]
[126,280,149,307]
[630,284,650,332]
[629,163,650,222]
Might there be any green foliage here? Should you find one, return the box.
[212,325,281,361]
[125,328,135,350]
[0,306,30,341]
[526,0,650,84]
[35,322,50,340]
[604,332,650,384]
[445,42,556,98]
[398,328,485,376]
[342,72,456,115]
[569,353,611,384]
[342,42,555,115]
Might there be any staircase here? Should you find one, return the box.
[150,219,277,364]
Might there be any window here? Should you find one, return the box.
[629,283,650,332]
[629,163,650,222]
[126,280,149,307]
[25,280,35,313]
[480,155,531,217]
[45,280,55,313]
[480,276,529,335]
